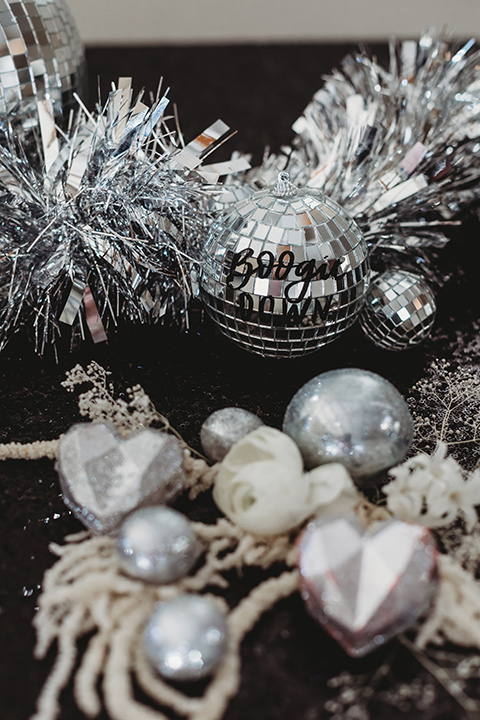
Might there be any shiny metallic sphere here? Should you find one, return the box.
[116,506,201,584]
[283,368,413,482]
[200,407,264,463]
[359,270,436,351]
[0,0,85,132]
[144,595,229,681]
[200,175,370,358]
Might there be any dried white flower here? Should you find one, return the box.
[213,426,360,535]
[384,442,480,530]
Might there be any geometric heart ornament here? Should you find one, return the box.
[57,423,186,535]
[296,514,438,657]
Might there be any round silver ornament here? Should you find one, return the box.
[0,0,85,131]
[200,173,370,358]
[144,594,229,681]
[200,407,264,463]
[116,506,202,584]
[359,270,436,351]
[283,368,413,482]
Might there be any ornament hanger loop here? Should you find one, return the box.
[273,171,298,198]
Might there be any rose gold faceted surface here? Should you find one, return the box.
[297,515,438,657]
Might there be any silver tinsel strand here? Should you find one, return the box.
[0,81,241,355]
[249,31,480,277]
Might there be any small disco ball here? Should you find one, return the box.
[359,269,436,351]
[0,0,85,131]
[199,173,370,358]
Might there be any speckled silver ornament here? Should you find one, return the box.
[199,173,370,358]
[200,407,264,463]
[144,594,229,681]
[283,368,413,482]
[0,0,85,131]
[359,270,437,351]
[116,506,201,584]
[57,423,186,535]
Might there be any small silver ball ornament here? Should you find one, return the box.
[144,595,229,681]
[283,368,413,482]
[359,270,436,351]
[200,407,264,463]
[200,172,370,358]
[116,506,201,584]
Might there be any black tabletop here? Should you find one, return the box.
[1,43,479,720]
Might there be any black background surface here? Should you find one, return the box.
[0,44,479,720]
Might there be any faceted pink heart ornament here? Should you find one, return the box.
[297,515,438,657]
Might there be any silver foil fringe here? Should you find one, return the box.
[248,31,480,278]
[0,79,242,355]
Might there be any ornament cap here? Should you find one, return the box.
[273,171,298,198]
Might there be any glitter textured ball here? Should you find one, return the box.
[0,0,85,130]
[144,595,229,681]
[199,173,370,358]
[359,270,437,351]
[283,368,414,482]
[57,423,186,535]
[200,407,264,463]
[297,514,438,657]
[116,506,202,584]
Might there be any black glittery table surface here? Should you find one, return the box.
[1,44,480,720]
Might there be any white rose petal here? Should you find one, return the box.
[307,463,360,517]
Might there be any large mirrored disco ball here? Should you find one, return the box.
[199,173,370,358]
[359,270,436,351]
[0,0,85,131]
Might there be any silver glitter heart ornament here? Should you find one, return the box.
[297,514,438,657]
[57,423,186,535]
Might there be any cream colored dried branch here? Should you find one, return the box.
[62,361,204,458]
[407,359,480,466]
[435,521,480,578]
[415,555,480,651]
[62,361,162,434]
[32,518,298,720]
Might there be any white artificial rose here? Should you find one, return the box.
[213,426,361,535]
[307,463,360,516]
[213,426,311,535]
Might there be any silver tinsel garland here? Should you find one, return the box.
[1,31,480,355]
[0,81,244,355]
[248,31,480,275]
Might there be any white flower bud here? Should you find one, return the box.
[213,427,360,535]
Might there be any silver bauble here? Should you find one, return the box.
[200,407,264,463]
[283,368,413,482]
[359,270,436,351]
[144,595,229,681]
[200,173,370,358]
[0,0,85,131]
[116,506,202,584]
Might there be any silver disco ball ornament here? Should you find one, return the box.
[199,172,370,358]
[0,0,85,131]
[359,270,436,351]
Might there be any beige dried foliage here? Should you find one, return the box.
[408,359,480,465]
[31,515,299,720]
[1,360,480,719]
